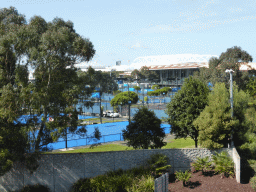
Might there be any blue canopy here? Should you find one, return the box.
[123,84,128,87]
[129,88,135,91]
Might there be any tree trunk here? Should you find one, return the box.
[35,110,47,151]
[195,138,198,148]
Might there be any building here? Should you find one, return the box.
[129,54,256,87]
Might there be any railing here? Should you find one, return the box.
[154,172,169,192]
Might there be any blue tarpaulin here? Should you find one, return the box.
[117,80,123,84]
[123,84,128,87]
[129,88,135,91]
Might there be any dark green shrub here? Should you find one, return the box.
[70,178,93,192]
[250,175,256,191]
[211,151,235,178]
[19,184,50,192]
[175,170,192,187]
[248,159,256,175]
[191,156,213,175]
[145,153,172,179]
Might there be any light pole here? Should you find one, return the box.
[225,69,234,148]
[142,84,144,107]
[163,92,165,104]
[128,83,131,124]
[99,85,102,124]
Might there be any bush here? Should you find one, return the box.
[191,156,213,175]
[19,184,50,192]
[145,153,172,179]
[152,85,160,90]
[175,170,192,186]
[70,178,93,192]
[211,151,235,178]
[250,175,256,191]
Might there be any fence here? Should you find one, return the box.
[155,173,169,192]
[0,147,236,192]
[49,132,124,150]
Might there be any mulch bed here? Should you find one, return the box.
[167,170,254,192]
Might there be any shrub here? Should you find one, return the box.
[211,151,235,178]
[20,184,51,192]
[152,85,160,90]
[250,175,256,191]
[175,170,192,186]
[70,178,93,192]
[248,159,256,175]
[191,156,213,175]
[145,153,172,179]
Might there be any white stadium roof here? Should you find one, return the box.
[129,54,219,70]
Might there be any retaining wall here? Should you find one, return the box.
[0,147,238,192]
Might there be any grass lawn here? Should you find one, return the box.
[42,137,195,154]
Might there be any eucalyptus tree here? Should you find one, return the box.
[0,7,98,154]
[193,46,254,90]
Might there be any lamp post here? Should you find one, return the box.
[99,85,102,124]
[142,84,144,107]
[163,92,165,104]
[225,69,234,148]
[120,102,122,116]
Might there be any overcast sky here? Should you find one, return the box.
[2,0,256,69]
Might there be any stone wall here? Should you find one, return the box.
[0,147,235,192]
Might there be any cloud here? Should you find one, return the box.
[123,41,150,50]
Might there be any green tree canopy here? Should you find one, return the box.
[193,46,254,90]
[166,76,210,148]
[121,106,166,149]
[148,87,171,96]
[152,85,160,90]
[110,91,138,106]
[0,7,100,176]
[193,82,250,149]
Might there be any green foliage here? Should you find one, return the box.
[140,66,159,81]
[238,132,256,159]
[191,156,213,175]
[144,96,148,102]
[166,76,210,148]
[20,184,51,192]
[70,178,93,192]
[133,85,141,91]
[194,82,250,149]
[0,7,100,176]
[211,151,234,178]
[113,90,121,95]
[145,153,172,178]
[122,106,167,149]
[148,87,172,96]
[152,85,160,90]
[175,170,192,186]
[245,77,256,98]
[193,46,254,90]
[110,91,138,106]
[0,148,13,176]
[250,176,256,191]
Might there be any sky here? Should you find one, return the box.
[2,0,256,71]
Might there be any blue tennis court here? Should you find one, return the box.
[42,121,171,150]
